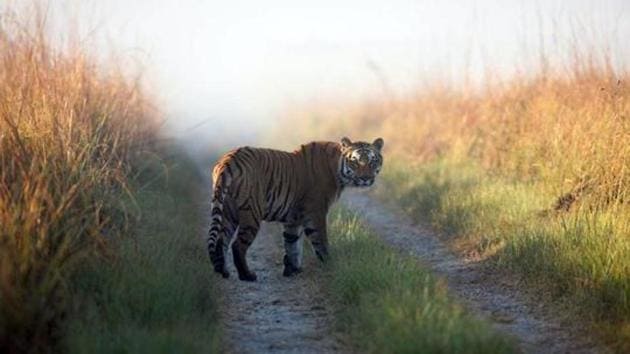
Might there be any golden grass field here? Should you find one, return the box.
[274,57,630,349]
[0,8,160,351]
[2,2,629,353]
[0,5,226,352]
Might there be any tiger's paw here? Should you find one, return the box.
[282,255,302,277]
[214,265,230,279]
[282,264,303,277]
[238,271,257,282]
[315,250,329,263]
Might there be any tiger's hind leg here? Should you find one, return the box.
[211,217,238,279]
[208,198,238,279]
[282,222,303,277]
[211,236,230,278]
[232,210,260,282]
[208,218,230,279]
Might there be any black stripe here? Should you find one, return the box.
[263,153,273,176]
[225,162,234,177]
[232,158,244,174]
[270,182,291,220]
[231,156,247,175]
[275,184,293,219]
[232,179,244,199]
[226,203,238,225]
[238,195,253,209]
[241,149,257,166]
[264,174,274,194]
[239,225,258,235]
[269,177,284,215]
[304,227,317,236]
[283,232,300,243]
[239,204,252,211]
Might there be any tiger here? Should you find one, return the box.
[207,137,384,281]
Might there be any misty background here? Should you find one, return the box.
[43,0,630,155]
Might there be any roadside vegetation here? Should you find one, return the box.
[324,207,515,353]
[63,153,220,353]
[276,57,629,349]
[0,6,218,352]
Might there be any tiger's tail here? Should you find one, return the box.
[207,169,231,278]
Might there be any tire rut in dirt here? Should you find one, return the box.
[218,223,346,354]
[342,190,605,354]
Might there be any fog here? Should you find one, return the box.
[47,0,630,153]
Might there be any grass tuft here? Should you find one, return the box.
[325,208,515,354]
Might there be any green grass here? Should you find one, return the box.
[62,151,220,353]
[325,207,515,354]
[376,158,630,350]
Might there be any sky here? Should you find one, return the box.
[42,0,630,149]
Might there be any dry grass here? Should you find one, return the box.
[274,56,630,349]
[0,7,159,352]
[278,65,629,208]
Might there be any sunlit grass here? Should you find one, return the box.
[325,208,515,354]
[376,159,630,351]
[0,6,160,352]
[274,48,630,350]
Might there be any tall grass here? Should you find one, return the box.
[63,153,220,354]
[279,68,629,209]
[0,7,159,352]
[275,54,630,348]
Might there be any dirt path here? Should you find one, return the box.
[342,190,605,354]
[217,223,347,354]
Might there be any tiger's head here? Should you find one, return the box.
[339,137,384,187]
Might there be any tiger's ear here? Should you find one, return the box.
[341,137,352,148]
[373,137,384,151]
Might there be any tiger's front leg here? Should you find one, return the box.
[282,222,303,277]
[303,213,329,263]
